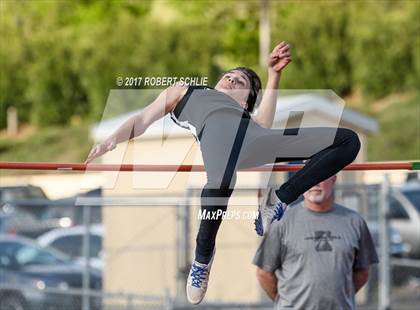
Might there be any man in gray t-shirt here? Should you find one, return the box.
[253,175,379,310]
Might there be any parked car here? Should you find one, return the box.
[0,186,102,238]
[42,187,103,227]
[0,209,40,235]
[388,182,420,258]
[365,221,407,257]
[0,185,49,202]
[38,224,104,270]
[0,265,73,310]
[0,234,102,310]
[0,185,56,238]
[0,185,50,219]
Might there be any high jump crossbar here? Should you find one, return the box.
[0,161,418,172]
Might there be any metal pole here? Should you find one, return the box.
[175,189,191,303]
[126,293,133,310]
[175,203,183,301]
[82,205,91,310]
[164,287,173,310]
[259,0,270,68]
[7,106,18,136]
[379,174,391,310]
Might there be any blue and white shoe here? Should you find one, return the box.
[254,188,287,236]
[186,251,215,304]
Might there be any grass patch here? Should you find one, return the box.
[367,92,420,161]
[0,124,93,176]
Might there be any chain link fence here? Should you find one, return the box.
[1,175,419,310]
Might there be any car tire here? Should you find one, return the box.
[0,295,26,310]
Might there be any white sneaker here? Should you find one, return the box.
[254,188,287,236]
[186,251,215,304]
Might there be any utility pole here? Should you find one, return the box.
[379,175,391,310]
[175,190,191,303]
[259,0,270,68]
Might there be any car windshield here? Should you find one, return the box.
[0,240,71,267]
[16,246,66,266]
[1,187,47,201]
[402,190,420,212]
[49,234,102,258]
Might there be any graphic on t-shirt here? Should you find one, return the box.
[305,230,341,252]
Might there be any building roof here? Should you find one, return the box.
[273,94,378,133]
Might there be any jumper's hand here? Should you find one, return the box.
[84,137,117,164]
[268,41,292,73]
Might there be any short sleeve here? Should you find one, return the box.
[252,222,283,272]
[353,218,379,270]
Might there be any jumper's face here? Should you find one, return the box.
[303,175,337,204]
[215,70,251,109]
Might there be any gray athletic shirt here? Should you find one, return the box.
[170,85,249,141]
[253,202,379,310]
